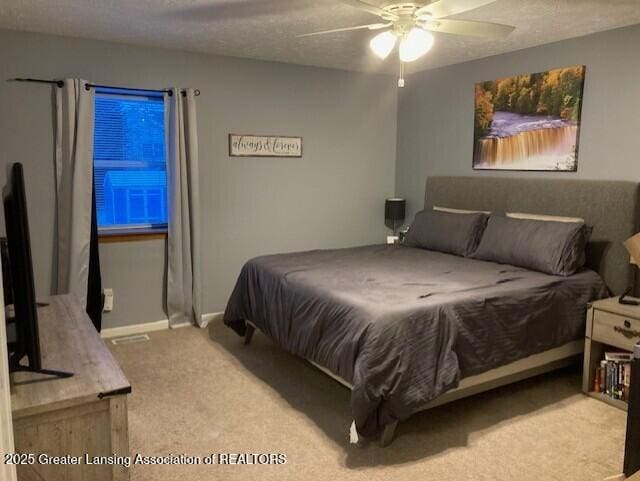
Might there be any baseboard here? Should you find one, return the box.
[100,312,224,339]
[202,312,224,325]
[101,319,169,339]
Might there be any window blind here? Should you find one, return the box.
[93,90,167,230]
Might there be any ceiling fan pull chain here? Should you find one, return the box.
[398,62,405,88]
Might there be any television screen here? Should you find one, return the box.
[3,162,41,372]
[2,163,73,379]
[3,163,42,370]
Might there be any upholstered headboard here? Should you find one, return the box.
[424,176,640,295]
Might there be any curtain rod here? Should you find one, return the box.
[7,77,200,96]
[86,83,200,97]
[8,77,65,87]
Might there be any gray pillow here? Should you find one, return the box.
[472,215,592,276]
[404,210,488,257]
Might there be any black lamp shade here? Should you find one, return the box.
[385,198,406,222]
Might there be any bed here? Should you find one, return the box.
[224,176,640,446]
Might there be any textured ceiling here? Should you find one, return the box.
[1,0,640,74]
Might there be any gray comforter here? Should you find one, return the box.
[224,244,608,437]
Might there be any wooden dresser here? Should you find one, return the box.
[10,295,131,481]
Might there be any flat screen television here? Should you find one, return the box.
[3,162,72,378]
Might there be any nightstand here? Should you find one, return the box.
[583,297,640,411]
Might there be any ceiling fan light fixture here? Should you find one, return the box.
[369,30,397,59]
[399,27,434,62]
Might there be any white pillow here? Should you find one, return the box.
[433,206,491,215]
[506,212,584,223]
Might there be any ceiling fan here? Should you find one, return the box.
[297,0,515,86]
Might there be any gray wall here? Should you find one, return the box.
[0,29,398,329]
[396,24,640,221]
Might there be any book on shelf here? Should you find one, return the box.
[594,351,632,402]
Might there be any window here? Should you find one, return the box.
[93,88,167,235]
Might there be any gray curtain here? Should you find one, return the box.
[166,88,202,327]
[54,79,95,306]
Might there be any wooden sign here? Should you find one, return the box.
[229,134,303,158]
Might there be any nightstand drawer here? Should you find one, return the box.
[592,309,640,350]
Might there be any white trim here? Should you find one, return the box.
[202,312,223,325]
[101,319,168,339]
[170,321,192,329]
[100,312,223,339]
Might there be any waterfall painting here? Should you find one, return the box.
[473,65,585,171]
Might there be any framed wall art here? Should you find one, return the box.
[473,65,585,171]
[229,134,303,158]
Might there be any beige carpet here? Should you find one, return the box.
[109,323,627,481]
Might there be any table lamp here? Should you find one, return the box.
[385,198,406,241]
[621,233,640,305]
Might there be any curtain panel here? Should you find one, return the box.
[54,79,102,330]
[166,88,203,327]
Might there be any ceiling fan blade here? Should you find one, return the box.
[416,0,496,19]
[422,19,514,38]
[297,23,391,38]
[339,0,398,20]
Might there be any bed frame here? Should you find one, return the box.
[243,176,640,447]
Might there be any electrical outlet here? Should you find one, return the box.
[103,288,114,312]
